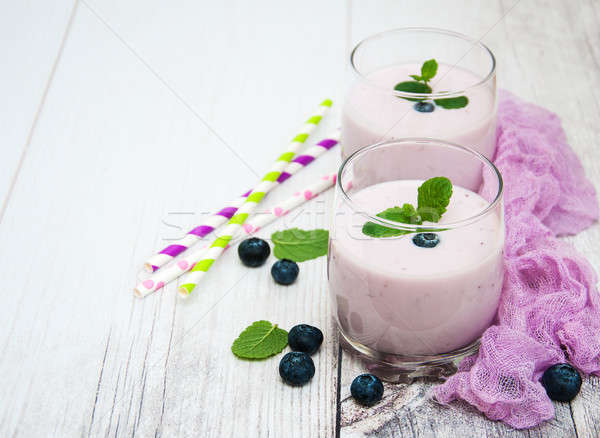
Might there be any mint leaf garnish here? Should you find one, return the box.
[420,59,438,83]
[395,59,468,109]
[393,81,432,101]
[433,96,469,109]
[377,204,420,223]
[361,178,453,238]
[231,320,288,359]
[417,177,453,222]
[362,221,411,238]
[271,228,328,262]
[362,204,420,238]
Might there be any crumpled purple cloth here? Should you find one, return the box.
[434,90,600,428]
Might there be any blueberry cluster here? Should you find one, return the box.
[238,237,299,285]
[238,238,384,407]
[279,324,323,386]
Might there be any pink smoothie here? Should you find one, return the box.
[328,180,504,356]
[342,63,497,160]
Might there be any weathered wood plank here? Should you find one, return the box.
[0,0,76,211]
[0,1,344,436]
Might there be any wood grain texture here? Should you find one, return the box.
[0,0,77,211]
[0,0,599,437]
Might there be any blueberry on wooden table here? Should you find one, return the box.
[279,352,315,386]
[541,363,582,402]
[288,324,323,355]
[238,237,270,267]
[271,259,299,285]
[351,374,384,406]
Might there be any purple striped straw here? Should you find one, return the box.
[143,132,339,272]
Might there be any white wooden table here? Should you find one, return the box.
[1,1,599,436]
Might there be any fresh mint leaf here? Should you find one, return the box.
[361,178,453,238]
[362,204,421,238]
[420,59,438,83]
[434,96,469,109]
[417,177,453,222]
[409,74,423,81]
[271,228,328,262]
[377,204,420,224]
[362,221,411,238]
[394,81,432,101]
[231,320,288,359]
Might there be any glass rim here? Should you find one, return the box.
[350,27,497,99]
[337,138,504,232]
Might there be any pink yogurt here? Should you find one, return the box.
[328,179,504,355]
[342,63,497,160]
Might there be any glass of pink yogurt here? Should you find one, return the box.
[342,28,497,161]
[328,139,504,382]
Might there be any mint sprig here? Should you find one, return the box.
[271,228,329,262]
[394,81,432,101]
[394,59,469,109]
[362,177,453,238]
[409,59,438,83]
[362,204,420,238]
[231,320,288,359]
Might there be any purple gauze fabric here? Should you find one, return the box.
[433,90,600,429]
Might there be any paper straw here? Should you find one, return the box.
[143,99,333,272]
[241,172,337,235]
[177,131,336,296]
[144,195,246,272]
[134,132,340,298]
[134,246,208,298]
[134,172,338,298]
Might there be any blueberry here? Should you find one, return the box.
[271,259,299,285]
[412,232,440,248]
[279,352,315,386]
[414,101,435,113]
[288,324,324,355]
[238,237,270,267]
[351,374,384,406]
[541,364,582,402]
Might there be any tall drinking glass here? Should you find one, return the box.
[328,139,504,382]
[342,28,497,160]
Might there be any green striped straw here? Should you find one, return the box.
[178,99,332,297]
